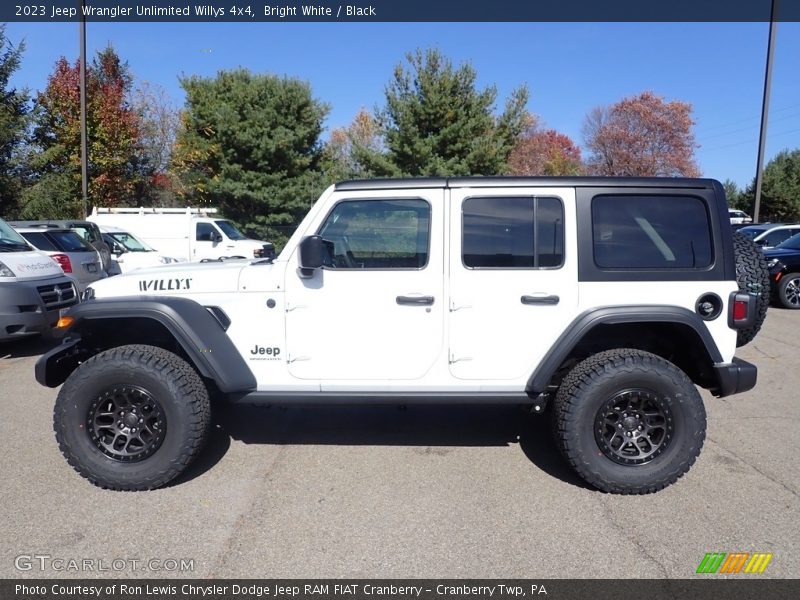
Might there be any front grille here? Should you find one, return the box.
[37,281,78,310]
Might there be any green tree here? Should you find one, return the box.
[365,49,529,177]
[0,26,31,217]
[172,69,328,247]
[722,178,744,210]
[754,149,800,222]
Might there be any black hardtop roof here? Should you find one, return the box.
[335,176,719,191]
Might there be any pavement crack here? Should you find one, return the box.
[707,435,799,500]
[598,498,670,578]
[207,443,289,577]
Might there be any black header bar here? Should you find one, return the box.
[3,0,800,23]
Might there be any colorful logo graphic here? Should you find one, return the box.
[697,552,773,574]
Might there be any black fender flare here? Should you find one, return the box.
[34,296,256,393]
[526,305,724,394]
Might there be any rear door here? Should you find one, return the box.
[448,187,578,382]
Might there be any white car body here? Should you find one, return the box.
[740,224,800,249]
[88,207,272,262]
[99,226,184,274]
[729,209,752,224]
[86,182,739,394]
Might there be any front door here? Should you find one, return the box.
[448,187,578,382]
[284,192,445,383]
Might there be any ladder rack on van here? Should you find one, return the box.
[91,207,219,216]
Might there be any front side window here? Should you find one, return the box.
[318,199,430,269]
[196,223,217,242]
[592,195,712,269]
[462,196,564,268]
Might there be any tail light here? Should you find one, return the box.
[52,253,72,274]
[728,292,755,329]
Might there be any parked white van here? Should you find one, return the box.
[0,217,78,341]
[88,207,274,262]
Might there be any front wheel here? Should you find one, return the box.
[777,272,800,309]
[54,344,211,490]
[552,349,706,494]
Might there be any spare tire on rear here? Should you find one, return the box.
[733,231,770,347]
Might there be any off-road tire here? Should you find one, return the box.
[54,344,211,491]
[733,231,770,346]
[776,272,800,309]
[552,349,706,494]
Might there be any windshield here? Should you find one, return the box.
[0,219,31,251]
[776,233,800,251]
[109,231,153,252]
[215,220,247,240]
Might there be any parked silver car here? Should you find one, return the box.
[14,227,105,293]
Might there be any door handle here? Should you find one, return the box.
[396,295,435,306]
[521,294,560,305]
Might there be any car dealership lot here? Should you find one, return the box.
[1,311,798,579]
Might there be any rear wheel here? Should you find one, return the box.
[777,272,800,309]
[552,349,706,494]
[54,344,210,490]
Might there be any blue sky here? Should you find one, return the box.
[5,21,800,187]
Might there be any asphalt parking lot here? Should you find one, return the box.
[0,310,798,580]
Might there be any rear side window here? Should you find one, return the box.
[462,196,564,268]
[592,195,712,269]
[48,231,94,252]
[20,231,58,251]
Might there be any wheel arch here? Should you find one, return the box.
[527,306,724,395]
[35,296,256,394]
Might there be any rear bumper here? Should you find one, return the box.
[713,357,757,397]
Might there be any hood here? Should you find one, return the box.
[89,258,270,298]
[0,250,64,281]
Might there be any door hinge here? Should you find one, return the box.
[448,352,473,364]
[449,300,472,312]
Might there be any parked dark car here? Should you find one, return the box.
[764,232,800,309]
[9,220,112,273]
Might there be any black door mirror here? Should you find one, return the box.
[211,231,223,243]
[298,235,324,277]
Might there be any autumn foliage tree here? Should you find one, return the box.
[22,47,141,218]
[508,125,583,176]
[583,91,699,177]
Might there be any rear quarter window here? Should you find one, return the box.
[48,231,95,252]
[592,195,712,269]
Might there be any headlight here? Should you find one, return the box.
[0,261,15,277]
[767,258,780,269]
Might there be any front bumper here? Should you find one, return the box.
[0,278,78,341]
[713,358,757,397]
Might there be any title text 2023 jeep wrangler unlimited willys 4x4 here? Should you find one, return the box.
[36,177,770,493]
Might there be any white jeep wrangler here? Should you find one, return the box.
[36,177,769,493]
